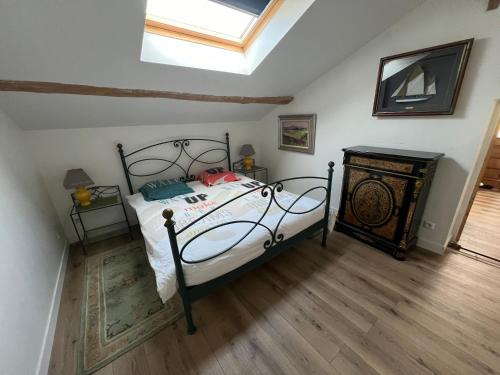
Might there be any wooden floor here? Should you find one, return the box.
[49,229,500,375]
[460,188,500,260]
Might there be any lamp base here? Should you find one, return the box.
[243,156,254,170]
[74,186,92,207]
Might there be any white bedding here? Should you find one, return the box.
[127,176,324,302]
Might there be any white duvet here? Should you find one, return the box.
[127,176,324,302]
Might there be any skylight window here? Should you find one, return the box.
[145,0,280,52]
[147,0,258,42]
[141,0,315,74]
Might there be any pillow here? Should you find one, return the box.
[139,179,194,201]
[198,167,240,187]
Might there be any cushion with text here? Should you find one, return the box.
[198,167,240,187]
[139,179,194,201]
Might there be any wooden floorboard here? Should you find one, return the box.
[461,189,500,260]
[49,229,500,375]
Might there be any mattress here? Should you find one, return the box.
[127,175,324,302]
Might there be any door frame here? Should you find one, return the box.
[449,100,500,245]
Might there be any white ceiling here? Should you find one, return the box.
[0,0,423,130]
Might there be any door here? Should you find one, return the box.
[455,120,500,262]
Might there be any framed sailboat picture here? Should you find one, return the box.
[372,39,473,116]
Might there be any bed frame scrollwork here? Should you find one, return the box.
[117,133,334,334]
[117,133,231,195]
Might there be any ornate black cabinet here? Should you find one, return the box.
[334,146,443,260]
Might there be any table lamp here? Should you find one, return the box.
[64,168,94,207]
[239,144,255,170]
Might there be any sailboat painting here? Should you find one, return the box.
[372,39,473,116]
[391,64,436,103]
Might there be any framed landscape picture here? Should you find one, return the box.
[372,39,473,116]
[278,114,316,154]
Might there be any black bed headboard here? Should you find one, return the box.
[117,133,231,195]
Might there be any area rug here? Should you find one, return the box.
[78,240,182,374]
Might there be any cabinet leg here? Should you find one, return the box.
[392,250,406,261]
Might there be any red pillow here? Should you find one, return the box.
[198,167,240,187]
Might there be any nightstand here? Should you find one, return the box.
[69,185,133,254]
[233,162,268,183]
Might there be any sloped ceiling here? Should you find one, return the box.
[0,0,423,129]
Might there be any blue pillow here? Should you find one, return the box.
[139,179,194,201]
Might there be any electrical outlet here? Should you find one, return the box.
[422,220,436,230]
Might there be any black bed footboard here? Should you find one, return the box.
[162,161,334,334]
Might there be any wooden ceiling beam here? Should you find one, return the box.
[0,80,294,105]
[487,0,499,10]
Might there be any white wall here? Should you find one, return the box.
[259,0,500,253]
[25,122,263,242]
[0,110,66,375]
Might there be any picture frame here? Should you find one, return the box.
[372,39,473,116]
[278,114,316,154]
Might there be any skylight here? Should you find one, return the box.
[145,0,279,52]
[141,0,315,74]
[146,0,259,42]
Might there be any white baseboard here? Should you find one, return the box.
[36,241,69,375]
[417,237,445,255]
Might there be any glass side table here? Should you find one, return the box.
[232,162,268,183]
[69,185,133,254]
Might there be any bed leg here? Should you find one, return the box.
[183,299,197,335]
[321,227,328,247]
[322,161,335,248]
[163,208,197,335]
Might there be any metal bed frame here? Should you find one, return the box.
[117,133,334,334]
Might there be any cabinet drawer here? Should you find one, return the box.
[487,158,500,169]
[483,168,500,180]
[490,145,500,159]
[347,155,415,175]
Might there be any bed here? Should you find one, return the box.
[117,133,334,334]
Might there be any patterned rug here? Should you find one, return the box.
[78,240,182,374]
